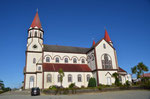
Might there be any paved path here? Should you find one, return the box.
[0,90,150,99]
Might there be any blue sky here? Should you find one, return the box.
[0,0,150,88]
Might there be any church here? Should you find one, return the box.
[23,11,131,89]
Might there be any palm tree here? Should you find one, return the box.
[131,62,149,79]
[112,72,120,86]
[0,80,4,90]
[58,68,64,87]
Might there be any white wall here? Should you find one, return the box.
[98,71,117,85]
[26,52,42,72]
[43,52,87,64]
[43,72,92,88]
[25,74,36,89]
[95,39,117,69]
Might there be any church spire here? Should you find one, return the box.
[92,40,95,46]
[104,29,111,42]
[30,11,42,28]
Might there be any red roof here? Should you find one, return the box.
[104,29,111,42]
[30,11,41,28]
[92,40,95,46]
[141,73,150,77]
[118,67,126,72]
[43,63,91,72]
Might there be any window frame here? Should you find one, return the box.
[33,58,36,64]
[87,74,91,82]
[47,74,52,83]
[46,57,50,62]
[68,74,72,82]
[64,58,68,63]
[78,74,82,82]
[55,57,59,63]
[73,58,77,63]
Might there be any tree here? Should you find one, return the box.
[88,78,96,87]
[131,62,149,79]
[58,68,65,87]
[0,80,4,90]
[112,72,120,86]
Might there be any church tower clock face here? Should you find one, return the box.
[33,44,38,49]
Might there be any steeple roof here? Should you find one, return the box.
[30,11,42,28]
[92,40,95,46]
[104,29,111,42]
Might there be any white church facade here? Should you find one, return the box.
[23,12,131,89]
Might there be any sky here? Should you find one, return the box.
[0,0,150,88]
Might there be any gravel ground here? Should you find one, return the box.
[0,90,150,99]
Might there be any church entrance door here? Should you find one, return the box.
[29,76,34,88]
[107,77,112,85]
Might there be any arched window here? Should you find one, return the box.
[58,75,61,82]
[47,74,52,83]
[103,44,106,49]
[102,54,112,69]
[29,32,31,37]
[38,66,41,70]
[40,33,42,38]
[81,59,85,64]
[46,57,50,62]
[87,74,90,82]
[68,74,72,82]
[56,57,59,63]
[35,31,37,37]
[73,58,77,63]
[64,58,68,63]
[78,74,82,82]
[30,76,34,82]
[33,58,36,64]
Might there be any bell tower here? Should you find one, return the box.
[27,11,44,52]
[24,11,44,89]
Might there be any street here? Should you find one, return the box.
[0,90,150,99]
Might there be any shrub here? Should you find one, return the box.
[88,78,96,87]
[49,85,58,90]
[97,86,102,90]
[62,88,69,94]
[69,83,75,89]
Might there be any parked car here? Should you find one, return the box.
[31,87,40,96]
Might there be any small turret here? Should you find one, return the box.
[104,29,113,46]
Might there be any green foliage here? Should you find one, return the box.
[49,85,57,90]
[125,80,130,88]
[58,68,65,87]
[97,86,102,90]
[0,80,4,90]
[131,62,149,79]
[88,78,96,87]
[69,83,75,89]
[112,72,120,86]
